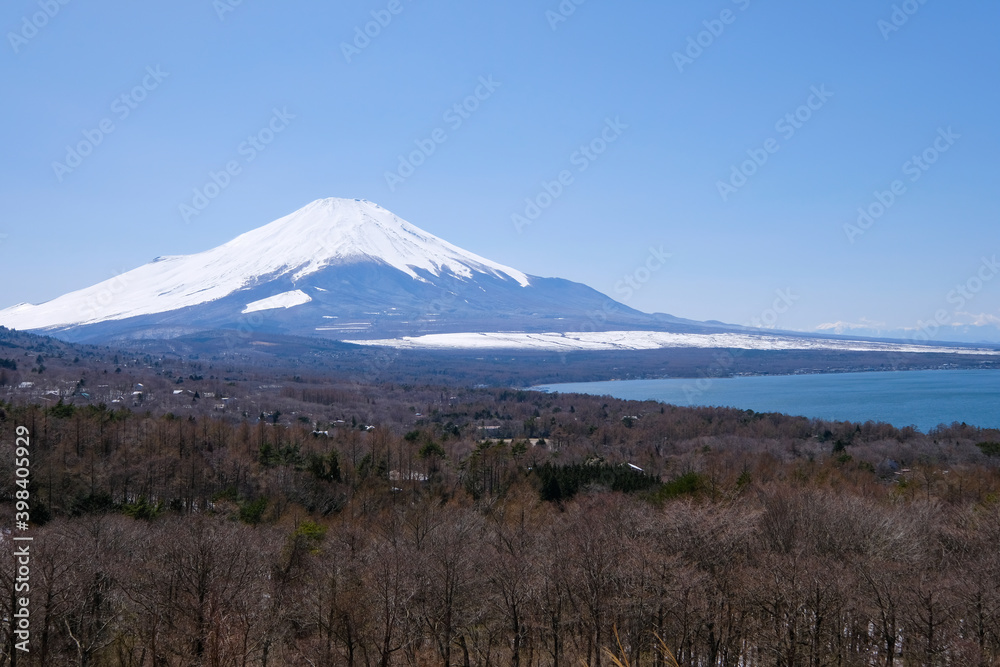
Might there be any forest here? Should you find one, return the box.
[1,327,1000,665]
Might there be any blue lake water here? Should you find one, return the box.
[534,370,1000,432]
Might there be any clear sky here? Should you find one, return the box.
[1,1,998,338]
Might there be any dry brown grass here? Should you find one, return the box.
[595,626,680,667]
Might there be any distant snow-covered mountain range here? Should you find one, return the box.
[0,197,997,357]
[815,320,1000,346]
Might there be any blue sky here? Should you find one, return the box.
[1,0,998,338]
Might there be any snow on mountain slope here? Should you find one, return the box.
[0,198,530,331]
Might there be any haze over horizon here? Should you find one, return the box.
[1,1,998,341]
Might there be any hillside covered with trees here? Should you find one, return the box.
[2,328,1000,665]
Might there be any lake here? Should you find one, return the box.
[534,369,1000,432]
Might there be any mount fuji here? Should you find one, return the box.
[2,198,997,358]
[0,198,683,343]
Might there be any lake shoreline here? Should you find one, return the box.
[532,363,1000,387]
[532,368,1000,432]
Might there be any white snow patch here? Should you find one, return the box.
[242,290,312,314]
[344,330,1000,355]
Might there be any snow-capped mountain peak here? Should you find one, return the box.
[0,198,531,331]
[237,197,531,286]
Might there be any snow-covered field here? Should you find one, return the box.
[345,330,1000,355]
